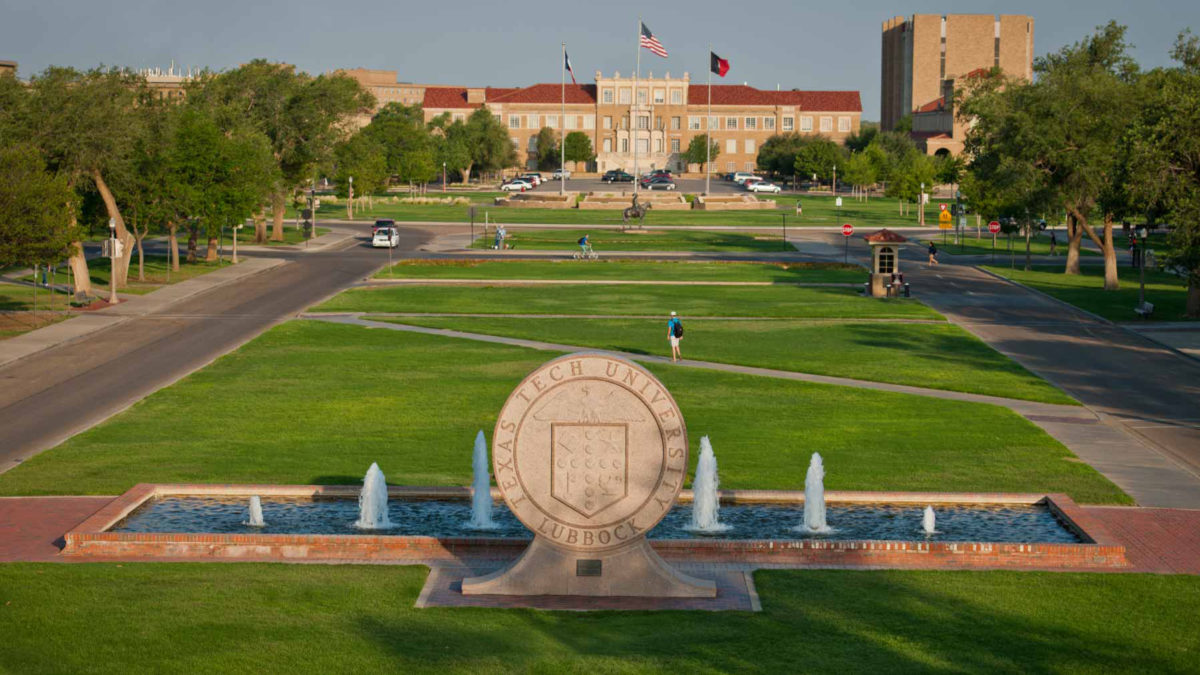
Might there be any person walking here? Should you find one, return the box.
[927,242,939,265]
[667,311,684,363]
[1049,229,1058,256]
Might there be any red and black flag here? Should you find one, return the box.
[710,52,730,77]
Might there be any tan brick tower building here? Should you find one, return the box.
[881,14,1033,154]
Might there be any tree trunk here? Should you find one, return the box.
[187,224,199,263]
[91,168,134,289]
[253,208,267,244]
[1024,222,1032,272]
[1065,212,1083,275]
[1187,277,1200,318]
[1101,214,1119,291]
[205,236,219,262]
[168,223,179,272]
[67,241,91,299]
[136,232,145,282]
[270,188,286,242]
[463,164,473,185]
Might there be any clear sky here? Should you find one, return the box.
[2,0,1197,120]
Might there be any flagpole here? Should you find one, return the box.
[633,16,641,194]
[706,43,712,196]
[561,41,566,196]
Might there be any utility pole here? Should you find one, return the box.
[347,176,354,220]
[443,162,447,193]
[633,15,641,194]
[919,182,925,228]
[561,41,567,197]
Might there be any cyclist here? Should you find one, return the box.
[578,234,591,257]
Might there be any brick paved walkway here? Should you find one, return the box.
[1084,506,1200,575]
[0,497,113,562]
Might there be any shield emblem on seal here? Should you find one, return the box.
[550,423,629,517]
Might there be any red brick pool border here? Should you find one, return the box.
[62,484,1128,570]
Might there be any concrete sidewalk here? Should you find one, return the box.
[0,256,287,369]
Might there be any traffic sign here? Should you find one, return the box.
[939,203,948,212]
[938,210,953,223]
[988,221,1001,234]
[841,223,854,236]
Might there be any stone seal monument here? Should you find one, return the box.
[463,353,716,598]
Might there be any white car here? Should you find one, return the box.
[748,181,782,194]
[519,173,543,186]
[732,172,759,185]
[372,227,400,248]
[552,169,571,180]
[501,179,533,192]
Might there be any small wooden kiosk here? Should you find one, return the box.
[863,229,908,298]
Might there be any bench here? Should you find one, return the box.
[1134,302,1154,319]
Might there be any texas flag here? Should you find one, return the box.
[710,51,730,78]
[565,49,577,85]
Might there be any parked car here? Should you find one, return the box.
[603,170,635,183]
[748,181,782,194]
[742,176,764,188]
[372,227,400,248]
[520,172,544,186]
[722,172,735,181]
[732,172,760,185]
[644,177,677,191]
[500,179,533,192]
[551,169,571,180]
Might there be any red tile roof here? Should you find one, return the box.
[422,87,478,110]
[863,229,908,243]
[910,131,951,140]
[488,84,597,104]
[687,85,861,111]
[914,96,944,114]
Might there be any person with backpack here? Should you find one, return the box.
[667,311,684,362]
[927,241,939,265]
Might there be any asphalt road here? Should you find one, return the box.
[0,225,441,472]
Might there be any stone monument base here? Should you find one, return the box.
[461,536,717,598]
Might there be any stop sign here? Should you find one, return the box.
[988,221,1001,234]
[842,223,854,236]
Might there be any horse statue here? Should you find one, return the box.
[621,197,652,227]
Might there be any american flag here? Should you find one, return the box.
[640,22,668,58]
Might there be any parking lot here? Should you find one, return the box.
[532,177,776,195]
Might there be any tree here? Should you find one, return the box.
[0,144,78,273]
[397,147,438,192]
[844,122,880,153]
[884,151,937,215]
[461,108,517,182]
[334,133,388,209]
[534,127,560,170]
[1129,31,1200,315]
[756,133,806,178]
[429,115,471,181]
[683,134,719,174]
[563,131,595,168]
[189,61,373,242]
[793,135,845,184]
[840,151,878,200]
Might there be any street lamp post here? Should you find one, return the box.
[920,182,926,228]
[347,176,354,220]
[443,162,447,193]
[1138,226,1148,308]
[232,222,242,264]
[106,218,120,305]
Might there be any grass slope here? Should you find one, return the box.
[315,284,940,320]
[384,317,1074,404]
[471,228,791,252]
[377,260,865,283]
[922,233,1098,257]
[1,565,1196,673]
[0,322,1126,503]
[984,265,1193,322]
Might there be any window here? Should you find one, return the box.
[745,139,755,154]
[764,117,775,130]
[637,89,647,105]
[508,115,521,129]
[602,88,614,103]
[527,114,539,129]
[565,115,576,130]
[670,138,680,153]
[671,116,681,130]
[603,116,613,129]
[727,161,736,171]
[820,116,833,132]
[745,162,754,171]
[619,88,631,103]
[603,138,613,152]
[878,247,896,274]
[621,115,629,129]
[745,117,757,130]
[709,116,719,130]
[688,116,701,130]
[453,113,465,123]
[637,115,649,130]
[726,117,738,130]
[546,115,558,129]
[670,89,682,105]
[528,136,538,151]
[782,116,794,131]
[800,116,813,132]
[620,138,629,153]
[584,116,595,129]
[654,138,663,153]
[838,116,851,132]
[653,89,665,104]
[637,139,648,153]
[726,139,736,153]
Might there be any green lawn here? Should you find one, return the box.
[234,226,330,246]
[316,284,939,320]
[0,321,1126,503]
[984,265,1193,322]
[4,256,221,308]
[472,228,792,252]
[924,233,1098,257]
[0,281,72,312]
[377,260,866,283]
[383,317,1074,405]
[1,564,1195,673]
[291,193,943,229]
